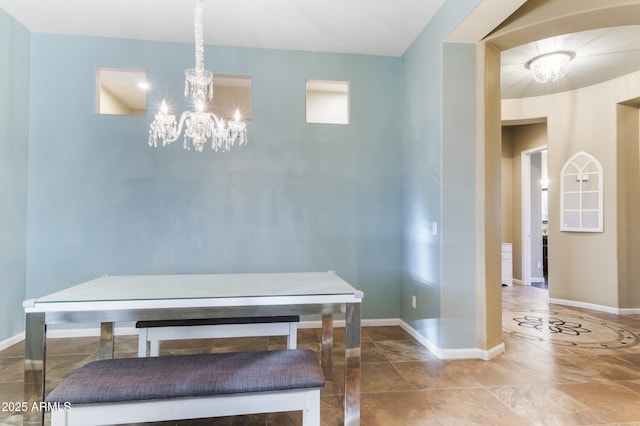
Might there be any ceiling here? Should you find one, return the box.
[501,25,640,99]
[0,0,445,57]
[2,0,640,99]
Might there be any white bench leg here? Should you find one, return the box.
[50,408,68,426]
[149,338,160,357]
[137,329,149,357]
[288,322,298,349]
[302,389,321,426]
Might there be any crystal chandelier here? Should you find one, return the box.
[148,0,247,152]
[525,51,575,84]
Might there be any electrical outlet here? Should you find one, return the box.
[537,261,542,268]
[411,295,417,309]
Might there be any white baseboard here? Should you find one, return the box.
[1,318,503,361]
[297,318,400,329]
[619,307,640,314]
[0,320,402,351]
[0,326,142,351]
[443,342,505,361]
[550,298,640,315]
[398,320,504,360]
[362,318,402,327]
[45,326,139,338]
[0,331,25,352]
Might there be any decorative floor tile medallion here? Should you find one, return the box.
[503,309,640,348]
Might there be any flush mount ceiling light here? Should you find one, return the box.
[148,0,247,152]
[525,51,575,84]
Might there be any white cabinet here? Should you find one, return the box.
[501,243,513,286]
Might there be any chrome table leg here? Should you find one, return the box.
[344,303,361,426]
[24,312,45,425]
[321,314,333,380]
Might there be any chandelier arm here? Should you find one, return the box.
[171,111,218,139]
[162,111,191,144]
[155,111,191,144]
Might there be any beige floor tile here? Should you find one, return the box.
[557,382,640,423]
[0,342,24,358]
[158,339,220,355]
[321,395,345,426]
[0,413,23,425]
[374,339,438,362]
[296,327,321,345]
[321,372,345,397]
[363,326,413,341]
[507,355,607,384]
[612,352,640,367]
[361,362,418,393]
[45,336,99,356]
[618,380,640,394]
[392,359,481,389]
[488,384,615,425]
[501,333,557,360]
[361,341,388,363]
[561,355,640,381]
[456,357,551,387]
[361,389,529,426]
[0,381,23,412]
[0,357,24,382]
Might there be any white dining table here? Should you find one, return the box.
[23,271,363,425]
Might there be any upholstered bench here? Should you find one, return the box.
[136,315,300,356]
[46,349,324,426]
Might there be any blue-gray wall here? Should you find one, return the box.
[1,0,488,348]
[0,9,30,340]
[401,0,483,349]
[22,34,402,323]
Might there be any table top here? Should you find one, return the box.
[24,272,363,312]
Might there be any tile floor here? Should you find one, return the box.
[2,285,640,425]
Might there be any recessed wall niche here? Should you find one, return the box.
[306,80,349,125]
[96,68,148,116]
[209,74,252,121]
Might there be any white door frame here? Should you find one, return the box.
[521,145,546,286]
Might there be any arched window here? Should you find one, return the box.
[560,151,603,232]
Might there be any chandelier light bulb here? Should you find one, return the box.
[525,51,575,84]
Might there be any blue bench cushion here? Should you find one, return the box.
[46,349,323,405]
[135,315,300,329]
